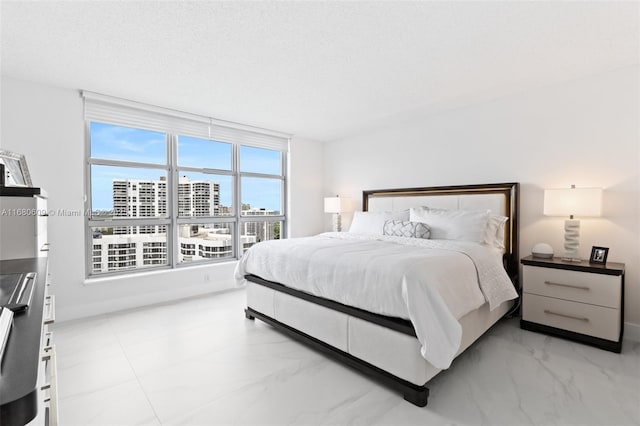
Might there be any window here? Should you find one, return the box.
[84,92,288,277]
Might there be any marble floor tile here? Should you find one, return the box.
[53,289,640,426]
[137,335,325,423]
[53,316,124,371]
[58,379,160,426]
[56,347,138,400]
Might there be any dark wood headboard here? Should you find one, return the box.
[362,182,520,288]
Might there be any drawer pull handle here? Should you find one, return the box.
[45,331,53,347]
[44,295,56,325]
[41,345,59,426]
[544,281,590,291]
[42,345,53,361]
[544,309,590,322]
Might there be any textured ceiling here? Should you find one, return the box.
[1,1,638,141]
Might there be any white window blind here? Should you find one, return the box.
[82,91,290,151]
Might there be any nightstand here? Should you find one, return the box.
[520,255,625,353]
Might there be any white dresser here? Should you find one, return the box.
[520,255,625,352]
[0,191,48,260]
[0,188,57,426]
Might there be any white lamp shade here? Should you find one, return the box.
[543,187,602,217]
[324,197,349,213]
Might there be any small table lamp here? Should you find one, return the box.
[324,195,350,232]
[543,185,602,261]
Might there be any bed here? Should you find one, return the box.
[236,182,520,406]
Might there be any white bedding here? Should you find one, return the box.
[234,232,518,369]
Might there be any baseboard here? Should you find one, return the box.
[624,322,640,343]
[56,281,238,322]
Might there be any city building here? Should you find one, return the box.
[177,176,219,217]
[241,207,280,243]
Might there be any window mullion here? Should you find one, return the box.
[177,216,235,225]
[89,158,170,171]
[89,218,172,226]
[233,144,241,259]
[239,172,284,180]
[282,150,288,239]
[177,166,234,176]
[170,134,179,268]
[238,216,285,222]
[84,121,93,276]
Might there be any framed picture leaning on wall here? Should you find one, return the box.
[0,150,32,187]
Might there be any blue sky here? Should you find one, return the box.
[91,123,282,212]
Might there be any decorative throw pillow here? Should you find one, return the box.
[383,220,430,239]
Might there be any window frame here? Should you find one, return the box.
[84,122,288,278]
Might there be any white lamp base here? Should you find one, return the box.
[332,213,342,232]
[562,218,581,262]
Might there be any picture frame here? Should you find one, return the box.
[589,246,609,265]
[0,150,32,187]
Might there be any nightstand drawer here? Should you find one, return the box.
[523,265,621,309]
[523,293,620,341]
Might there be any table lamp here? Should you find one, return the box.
[543,185,602,261]
[324,195,350,232]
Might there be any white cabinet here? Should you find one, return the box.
[0,195,48,260]
[0,190,57,426]
[520,256,625,352]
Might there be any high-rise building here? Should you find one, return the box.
[112,177,168,235]
[91,233,168,273]
[241,207,279,244]
[177,176,219,217]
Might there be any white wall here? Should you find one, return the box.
[289,136,325,237]
[0,76,324,321]
[324,66,640,328]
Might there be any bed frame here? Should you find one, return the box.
[244,182,520,406]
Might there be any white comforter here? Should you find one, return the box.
[234,232,518,369]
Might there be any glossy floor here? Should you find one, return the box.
[53,289,640,426]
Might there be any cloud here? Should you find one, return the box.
[91,122,166,162]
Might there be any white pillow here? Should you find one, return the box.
[409,207,490,243]
[349,210,409,235]
[485,214,508,249]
